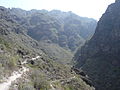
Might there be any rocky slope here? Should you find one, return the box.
[10,8,97,51]
[74,0,120,90]
[5,8,96,64]
[0,6,94,90]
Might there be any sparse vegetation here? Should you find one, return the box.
[0,6,95,90]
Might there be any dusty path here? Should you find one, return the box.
[0,56,40,90]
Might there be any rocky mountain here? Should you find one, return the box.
[10,8,97,51]
[74,0,120,90]
[5,8,96,64]
[0,6,95,90]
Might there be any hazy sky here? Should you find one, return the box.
[0,0,115,20]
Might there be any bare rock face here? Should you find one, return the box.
[74,1,120,90]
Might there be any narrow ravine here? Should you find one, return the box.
[0,56,40,90]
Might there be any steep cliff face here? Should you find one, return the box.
[74,1,120,90]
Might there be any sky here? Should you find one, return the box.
[0,0,115,20]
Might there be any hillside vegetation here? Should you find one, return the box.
[8,8,97,64]
[0,6,95,90]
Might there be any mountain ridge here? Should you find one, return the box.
[9,8,97,51]
[0,6,95,90]
[7,7,97,64]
